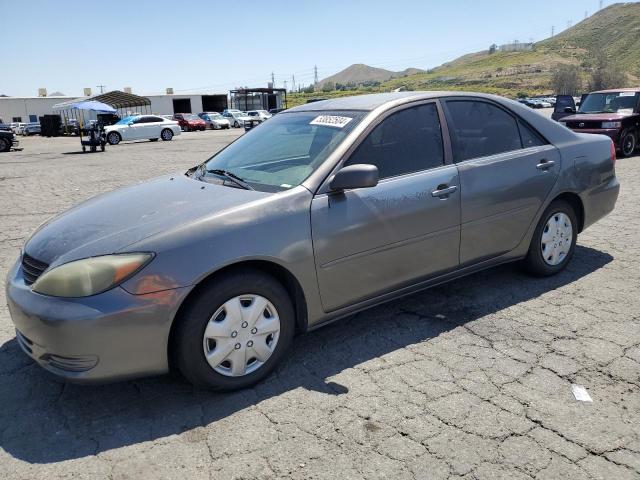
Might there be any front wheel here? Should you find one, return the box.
[523,200,577,276]
[173,270,295,390]
[619,130,636,158]
[161,129,173,141]
[107,132,121,145]
[0,138,10,152]
[233,121,239,128]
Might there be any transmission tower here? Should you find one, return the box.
[314,65,318,85]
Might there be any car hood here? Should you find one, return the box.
[561,112,635,122]
[25,174,271,266]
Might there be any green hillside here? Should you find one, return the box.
[288,2,640,106]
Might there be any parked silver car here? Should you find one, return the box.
[6,92,619,390]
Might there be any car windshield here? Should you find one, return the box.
[579,92,639,114]
[184,114,200,120]
[199,110,366,192]
[211,114,224,120]
[115,116,138,125]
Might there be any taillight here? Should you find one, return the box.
[610,140,616,164]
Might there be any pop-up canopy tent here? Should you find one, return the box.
[70,100,117,113]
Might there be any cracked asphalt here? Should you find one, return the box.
[0,130,638,479]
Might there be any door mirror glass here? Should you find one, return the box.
[330,164,378,191]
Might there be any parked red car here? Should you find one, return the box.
[173,113,206,132]
[553,88,640,157]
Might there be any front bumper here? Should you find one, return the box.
[567,127,620,144]
[5,256,191,383]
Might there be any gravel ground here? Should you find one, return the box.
[0,130,638,480]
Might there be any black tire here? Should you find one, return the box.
[523,200,578,276]
[107,132,121,145]
[619,130,636,158]
[101,144,105,152]
[161,129,173,141]
[173,269,295,390]
[0,138,10,152]
[233,121,239,128]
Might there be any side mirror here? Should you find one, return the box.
[127,122,133,126]
[330,164,379,191]
[564,107,575,114]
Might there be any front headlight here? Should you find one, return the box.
[601,121,621,129]
[32,253,153,297]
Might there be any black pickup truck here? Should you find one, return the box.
[0,129,19,152]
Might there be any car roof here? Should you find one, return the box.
[287,91,519,112]
[591,87,640,94]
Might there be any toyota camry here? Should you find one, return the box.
[6,92,619,390]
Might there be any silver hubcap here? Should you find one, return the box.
[623,134,635,155]
[541,212,572,266]
[162,130,171,140]
[109,133,119,144]
[202,294,280,377]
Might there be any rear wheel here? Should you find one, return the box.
[524,200,577,276]
[161,129,173,141]
[173,270,294,390]
[619,130,636,157]
[107,132,121,145]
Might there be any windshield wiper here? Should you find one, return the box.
[205,168,254,190]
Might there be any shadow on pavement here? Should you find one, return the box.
[0,245,612,463]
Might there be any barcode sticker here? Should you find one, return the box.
[310,115,353,128]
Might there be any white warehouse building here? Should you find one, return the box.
[0,91,230,124]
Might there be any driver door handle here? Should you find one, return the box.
[431,185,457,197]
[536,159,555,170]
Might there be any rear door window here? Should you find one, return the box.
[445,100,522,162]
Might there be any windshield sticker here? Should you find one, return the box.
[310,115,353,128]
[619,92,636,96]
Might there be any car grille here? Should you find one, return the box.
[565,120,603,129]
[21,253,49,285]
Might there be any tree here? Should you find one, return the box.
[550,64,582,95]
[321,81,335,92]
[489,44,497,54]
[588,51,627,91]
[303,85,315,94]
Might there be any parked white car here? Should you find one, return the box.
[223,111,253,128]
[13,123,27,135]
[104,115,181,145]
[202,113,230,129]
[247,110,272,121]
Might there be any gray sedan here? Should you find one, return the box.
[6,92,619,390]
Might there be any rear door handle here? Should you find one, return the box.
[536,159,555,170]
[431,185,457,197]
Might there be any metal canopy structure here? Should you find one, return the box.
[53,90,152,132]
[230,88,287,112]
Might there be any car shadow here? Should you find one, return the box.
[0,245,612,464]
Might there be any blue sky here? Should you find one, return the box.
[2,0,616,97]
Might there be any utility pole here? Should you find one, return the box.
[599,0,603,10]
[271,72,275,86]
[314,65,318,85]
[96,84,106,94]
[284,80,288,92]
[551,25,555,37]
[292,74,296,92]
